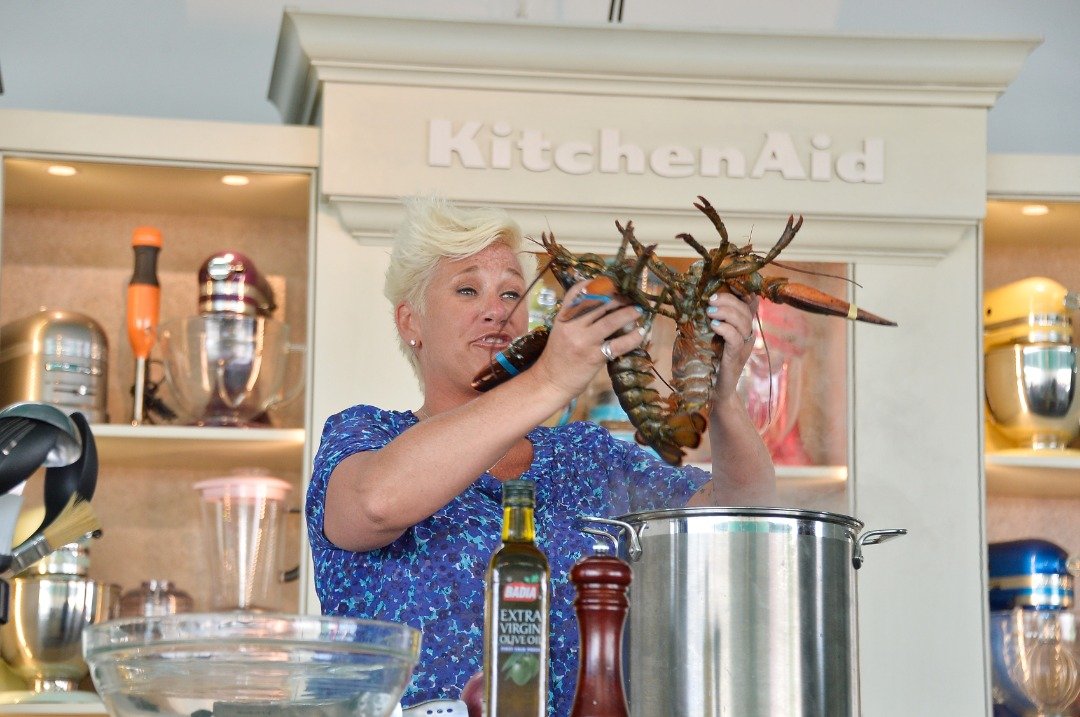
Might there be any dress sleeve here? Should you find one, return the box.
[305,405,403,551]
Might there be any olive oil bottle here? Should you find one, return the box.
[483,479,550,716]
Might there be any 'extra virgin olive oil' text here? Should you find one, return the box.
[483,479,550,716]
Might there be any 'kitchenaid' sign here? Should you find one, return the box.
[428,120,884,184]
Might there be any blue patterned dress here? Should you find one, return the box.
[306,405,708,714]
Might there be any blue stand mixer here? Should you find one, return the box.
[989,539,1080,716]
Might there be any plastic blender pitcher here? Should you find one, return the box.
[193,474,292,611]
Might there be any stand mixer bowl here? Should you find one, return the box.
[159,315,303,427]
[991,608,1080,716]
[985,343,1080,450]
[0,575,119,694]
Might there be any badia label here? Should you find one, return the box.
[494,577,545,687]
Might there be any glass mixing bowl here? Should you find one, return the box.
[990,608,1080,716]
[83,612,422,717]
[158,314,304,427]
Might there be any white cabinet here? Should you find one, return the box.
[983,155,1080,558]
[0,109,319,626]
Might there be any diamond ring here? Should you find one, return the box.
[600,340,616,361]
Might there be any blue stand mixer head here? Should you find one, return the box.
[989,539,1075,611]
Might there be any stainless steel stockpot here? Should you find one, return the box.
[582,507,905,717]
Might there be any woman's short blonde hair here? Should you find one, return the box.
[384,195,536,381]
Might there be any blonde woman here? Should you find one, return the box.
[306,195,774,711]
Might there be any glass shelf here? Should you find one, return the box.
[985,450,1080,498]
[0,693,105,715]
[90,424,306,476]
[689,463,848,484]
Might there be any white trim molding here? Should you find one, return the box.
[270,11,1039,125]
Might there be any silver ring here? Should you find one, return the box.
[600,340,616,361]
[742,332,754,344]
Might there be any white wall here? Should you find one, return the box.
[0,0,1076,154]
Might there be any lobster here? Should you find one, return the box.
[471,196,897,466]
[473,228,709,465]
[618,197,896,427]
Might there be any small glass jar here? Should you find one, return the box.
[119,579,194,617]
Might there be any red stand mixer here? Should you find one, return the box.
[158,251,303,427]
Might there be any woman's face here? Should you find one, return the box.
[409,242,529,399]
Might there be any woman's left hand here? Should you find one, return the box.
[706,292,759,402]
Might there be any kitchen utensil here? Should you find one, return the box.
[159,314,304,427]
[193,474,293,611]
[991,608,1080,717]
[1,495,100,579]
[0,574,118,695]
[0,402,83,603]
[126,226,163,426]
[118,579,194,617]
[0,310,109,422]
[26,539,91,578]
[985,343,1080,451]
[82,612,422,717]
[990,539,1076,611]
[0,402,82,489]
[38,411,97,535]
[569,531,630,717]
[199,250,277,317]
[582,508,906,717]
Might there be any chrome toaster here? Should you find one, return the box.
[0,309,108,422]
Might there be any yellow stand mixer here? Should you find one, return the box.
[983,276,1080,453]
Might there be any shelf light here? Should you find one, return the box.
[221,174,250,187]
[46,165,78,177]
[1021,204,1050,216]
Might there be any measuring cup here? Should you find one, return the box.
[193,474,293,611]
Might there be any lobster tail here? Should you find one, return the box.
[608,347,709,466]
[662,411,708,448]
[631,412,707,466]
[762,277,898,327]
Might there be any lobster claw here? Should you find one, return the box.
[471,326,549,392]
[762,277,897,327]
[471,278,629,393]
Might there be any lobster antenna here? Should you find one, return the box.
[650,365,677,394]
[768,260,865,289]
[495,237,556,342]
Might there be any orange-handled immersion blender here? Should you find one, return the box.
[126,227,162,426]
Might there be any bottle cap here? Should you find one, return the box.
[502,479,535,507]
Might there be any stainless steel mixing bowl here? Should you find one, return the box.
[0,575,119,693]
[985,343,1080,450]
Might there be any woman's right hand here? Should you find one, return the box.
[530,280,647,402]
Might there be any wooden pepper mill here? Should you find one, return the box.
[569,533,632,717]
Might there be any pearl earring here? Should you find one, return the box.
[409,339,417,347]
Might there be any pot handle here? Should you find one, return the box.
[852,528,907,569]
[577,516,643,562]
